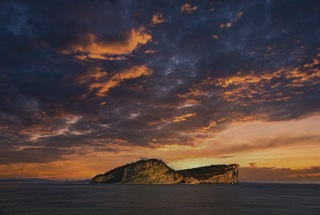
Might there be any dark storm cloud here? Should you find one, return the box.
[0,0,319,164]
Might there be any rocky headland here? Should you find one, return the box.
[92,159,239,184]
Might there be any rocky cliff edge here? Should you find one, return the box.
[92,159,239,184]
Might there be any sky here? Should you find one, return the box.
[0,0,319,183]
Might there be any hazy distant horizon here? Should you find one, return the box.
[1,162,319,184]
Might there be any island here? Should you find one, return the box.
[91,159,239,184]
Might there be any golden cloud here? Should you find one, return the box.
[178,77,215,100]
[215,51,320,103]
[178,51,320,111]
[173,112,196,123]
[198,120,217,132]
[216,73,276,88]
[75,67,107,85]
[63,27,152,59]
[77,65,152,97]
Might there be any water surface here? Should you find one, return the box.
[0,182,319,215]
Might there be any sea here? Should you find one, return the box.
[0,182,319,215]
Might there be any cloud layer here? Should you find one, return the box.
[0,0,319,180]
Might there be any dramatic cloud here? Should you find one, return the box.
[61,27,152,60]
[0,0,319,180]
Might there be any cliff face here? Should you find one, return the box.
[177,164,239,184]
[92,159,187,184]
[92,159,239,184]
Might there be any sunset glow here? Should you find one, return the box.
[0,0,319,183]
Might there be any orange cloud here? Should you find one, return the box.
[152,12,166,24]
[73,55,89,61]
[304,57,320,68]
[173,112,196,123]
[214,52,320,102]
[82,65,152,97]
[178,51,320,111]
[180,3,197,14]
[147,118,171,127]
[63,27,152,59]
[198,120,217,132]
[75,67,107,85]
[216,72,276,88]
[178,76,215,100]
[74,54,127,61]
[4,116,320,180]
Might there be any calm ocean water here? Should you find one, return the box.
[0,182,319,215]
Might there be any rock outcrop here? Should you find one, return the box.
[92,159,239,184]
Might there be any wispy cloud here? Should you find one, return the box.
[77,65,152,97]
[173,113,196,123]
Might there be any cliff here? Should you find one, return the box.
[91,159,239,184]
